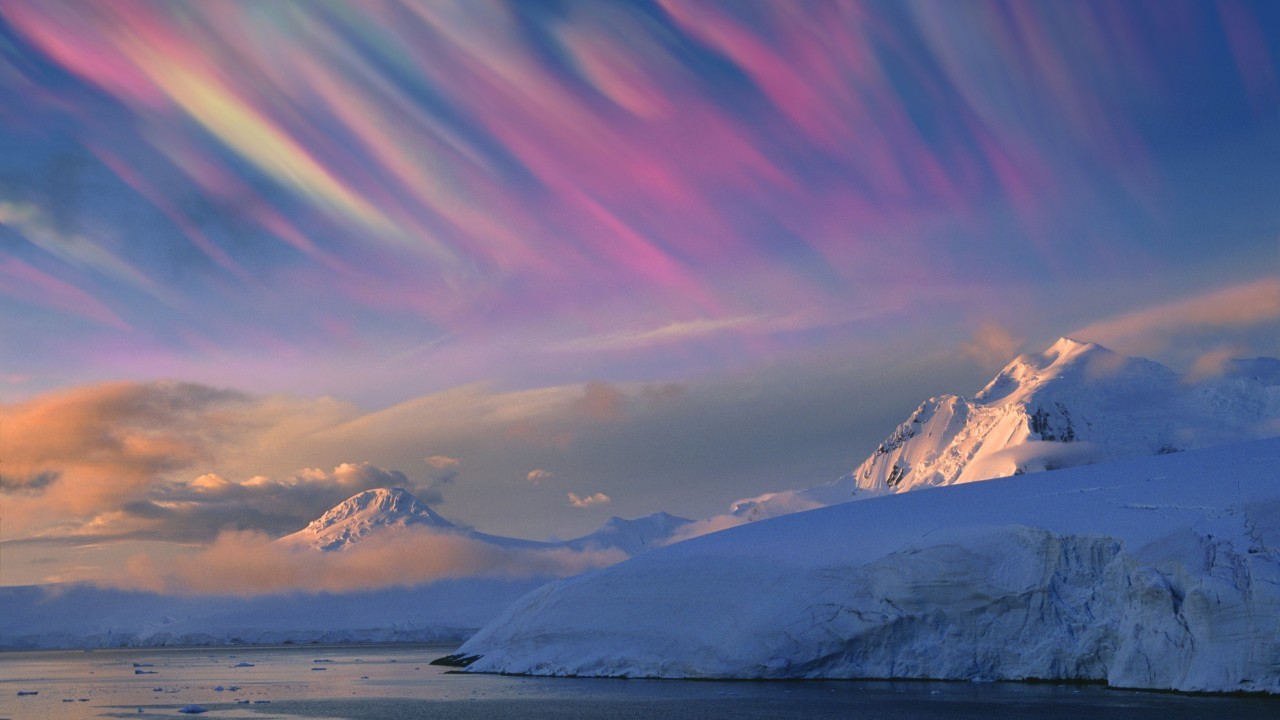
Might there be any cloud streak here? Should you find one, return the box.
[1072,278,1280,357]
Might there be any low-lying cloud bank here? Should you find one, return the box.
[112,527,626,596]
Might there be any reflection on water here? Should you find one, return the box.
[1,644,1276,720]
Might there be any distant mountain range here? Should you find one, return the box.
[277,486,693,557]
[729,337,1280,520]
[283,338,1280,548]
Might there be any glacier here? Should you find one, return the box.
[456,437,1280,694]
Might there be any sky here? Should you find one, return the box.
[1,0,1278,591]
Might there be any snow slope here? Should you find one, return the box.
[457,437,1280,694]
[730,338,1280,520]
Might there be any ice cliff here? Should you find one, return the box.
[457,437,1280,693]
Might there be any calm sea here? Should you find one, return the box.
[1,644,1275,720]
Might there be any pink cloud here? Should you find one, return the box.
[1217,0,1280,115]
[3,0,1272,391]
[0,1,165,106]
[0,256,129,330]
[1185,345,1248,383]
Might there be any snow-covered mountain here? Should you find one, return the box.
[277,486,693,556]
[455,436,1280,694]
[730,338,1280,520]
[278,487,457,551]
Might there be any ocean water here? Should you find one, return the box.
[1,644,1276,720]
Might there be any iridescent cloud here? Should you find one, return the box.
[0,0,1276,397]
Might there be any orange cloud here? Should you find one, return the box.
[574,381,626,422]
[0,382,249,530]
[960,322,1024,368]
[567,491,611,508]
[0,381,366,539]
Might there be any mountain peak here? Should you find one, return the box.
[282,487,454,552]
[1045,336,1101,360]
[853,337,1277,496]
[307,487,444,530]
[724,338,1280,520]
[1018,337,1113,374]
[975,337,1116,403]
